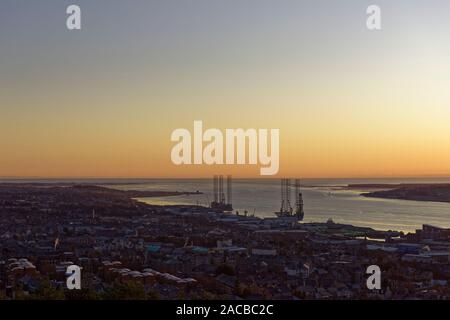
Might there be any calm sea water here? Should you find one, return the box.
[2,178,450,233]
[107,178,450,233]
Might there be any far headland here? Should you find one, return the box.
[345,183,450,203]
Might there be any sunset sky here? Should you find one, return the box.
[1,0,450,178]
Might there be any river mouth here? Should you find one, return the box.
[124,179,450,234]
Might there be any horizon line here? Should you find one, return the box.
[1,175,450,181]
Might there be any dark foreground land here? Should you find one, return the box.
[348,184,450,203]
[0,183,449,300]
[0,184,201,215]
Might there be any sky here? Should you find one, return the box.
[1,0,450,178]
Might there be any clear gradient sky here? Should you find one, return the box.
[1,0,450,178]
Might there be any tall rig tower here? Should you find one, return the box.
[213,175,219,204]
[281,178,292,214]
[294,179,305,221]
[275,178,305,220]
[210,175,233,212]
[218,175,225,204]
[275,178,292,217]
[226,175,232,207]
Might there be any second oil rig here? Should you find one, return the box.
[210,175,233,212]
[275,178,305,221]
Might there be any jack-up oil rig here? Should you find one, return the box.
[210,175,233,212]
[275,178,305,221]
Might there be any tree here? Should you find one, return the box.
[102,281,147,300]
[215,264,235,276]
[26,279,65,300]
[65,288,102,300]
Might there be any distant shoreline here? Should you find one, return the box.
[345,184,450,204]
[0,183,202,198]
